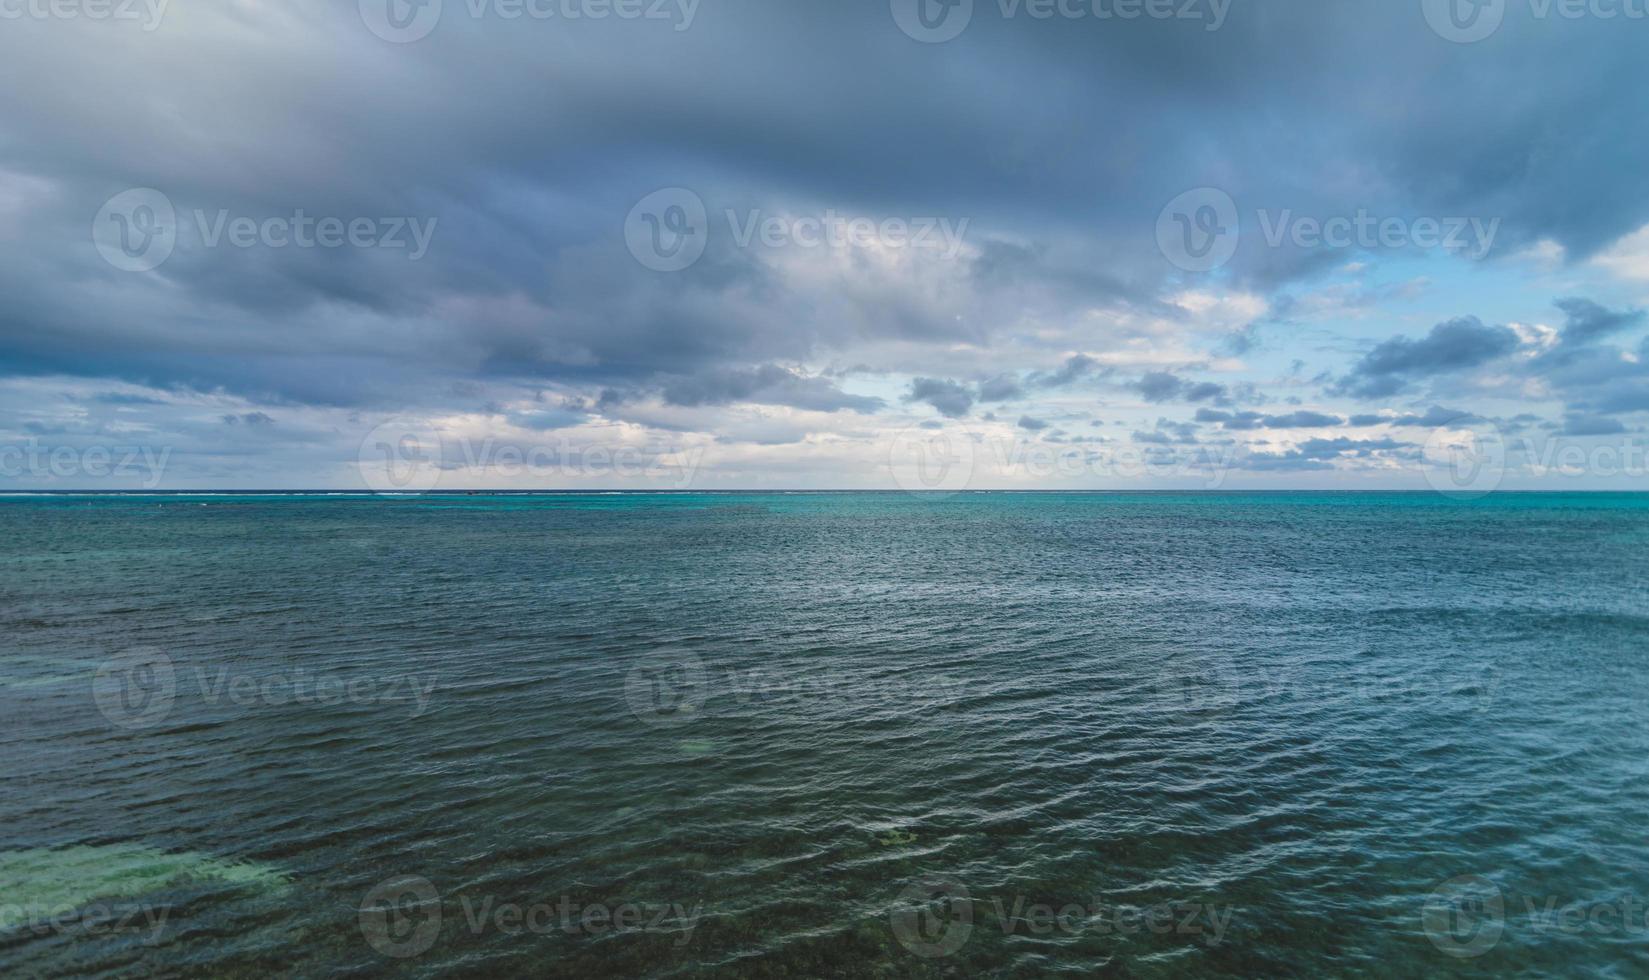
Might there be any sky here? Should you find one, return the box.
[2,0,1649,491]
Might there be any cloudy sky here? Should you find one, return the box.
[2,0,1648,490]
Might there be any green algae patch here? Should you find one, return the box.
[0,845,288,915]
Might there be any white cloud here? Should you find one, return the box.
[1593,225,1649,281]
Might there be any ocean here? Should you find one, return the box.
[2,492,1646,976]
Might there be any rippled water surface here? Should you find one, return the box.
[2,492,1647,976]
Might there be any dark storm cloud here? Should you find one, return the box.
[1539,346,1649,416]
[1240,437,1414,472]
[979,374,1026,402]
[1324,297,1649,423]
[1525,299,1649,416]
[1134,372,1229,405]
[1195,408,1342,430]
[1195,409,1260,429]
[661,365,883,413]
[1135,372,1185,403]
[94,392,168,406]
[1158,419,1201,443]
[1132,418,1200,445]
[1390,405,1475,427]
[1183,382,1226,403]
[508,399,591,431]
[1287,406,1476,430]
[1032,355,1106,389]
[0,0,1646,429]
[1585,384,1649,415]
[1560,413,1628,437]
[1332,317,1520,399]
[1263,411,1344,429]
[905,378,976,418]
[1554,298,1645,347]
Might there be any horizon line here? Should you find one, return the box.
[2,489,1644,496]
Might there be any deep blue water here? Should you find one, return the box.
[2,492,1647,976]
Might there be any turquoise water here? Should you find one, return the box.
[2,492,1647,976]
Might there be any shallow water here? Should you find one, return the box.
[2,492,1647,976]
